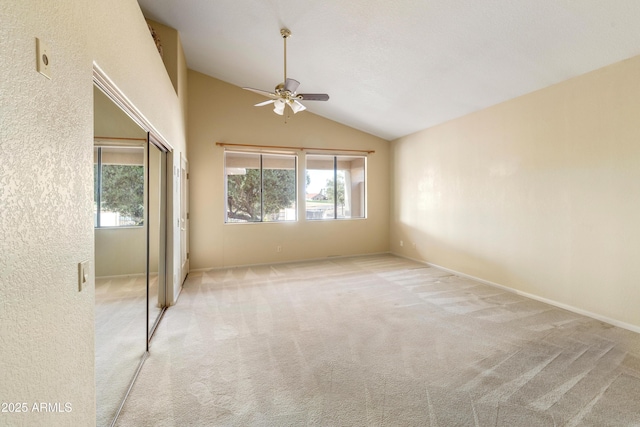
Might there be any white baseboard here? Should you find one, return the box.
[394,253,640,335]
[187,251,392,273]
[96,271,160,280]
[95,272,145,280]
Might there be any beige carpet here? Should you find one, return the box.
[96,274,161,426]
[116,254,640,426]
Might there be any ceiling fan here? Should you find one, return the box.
[243,28,329,116]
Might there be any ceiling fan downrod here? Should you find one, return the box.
[241,27,329,117]
[281,28,291,84]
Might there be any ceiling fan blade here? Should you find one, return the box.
[243,87,278,99]
[298,93,330,101]
[254,100,275,107]
[284,78,300,93]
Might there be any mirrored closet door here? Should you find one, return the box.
[94,85,168,426]
[146,137,167,345]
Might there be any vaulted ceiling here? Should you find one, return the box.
[137,0,640,141]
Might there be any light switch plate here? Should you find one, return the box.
[78,260,89,292]
[36,37,50,79]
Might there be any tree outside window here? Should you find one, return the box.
[225,152,297,223]
[94,146,145,227]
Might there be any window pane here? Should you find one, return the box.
[336,156,366,219]
[306,154,366,220]
[99,147,144,227]
[262,154,296,222]
[306,155,335,219]
[225,152,261,222]
[225,152,297,223]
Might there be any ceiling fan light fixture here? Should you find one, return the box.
[284,78,300,93]
[289,99,306,114]
[273,98,285,115]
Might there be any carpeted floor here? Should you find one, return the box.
[115,254,640,426]
[96,275,161,426]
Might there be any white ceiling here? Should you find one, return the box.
[137,0,640,141]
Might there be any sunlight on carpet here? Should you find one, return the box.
[115,255,640,426]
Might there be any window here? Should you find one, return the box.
[306,154,366,220]
[225,151,297,223]
[94,146,145,227]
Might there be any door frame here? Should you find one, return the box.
[180,153,189,283]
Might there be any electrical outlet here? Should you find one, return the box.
[400,240,404,247]
[36,38,50,79]
[276,245,282,253]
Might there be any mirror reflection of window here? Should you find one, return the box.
[94,146,145,227]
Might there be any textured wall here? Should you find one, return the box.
[0,0,187,425]
[187,71,390,269]
[0,1,95,425]
[391,55,640,330]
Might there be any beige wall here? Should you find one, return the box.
[391,55,640,330]
[91,2,188,302]
[146,20,179,95]
[94,85,148,141]
[90,3,186,152]
[187,70,389,269]
[95,228,146,277]
[142,18,189,300]
[0,0,186,424]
